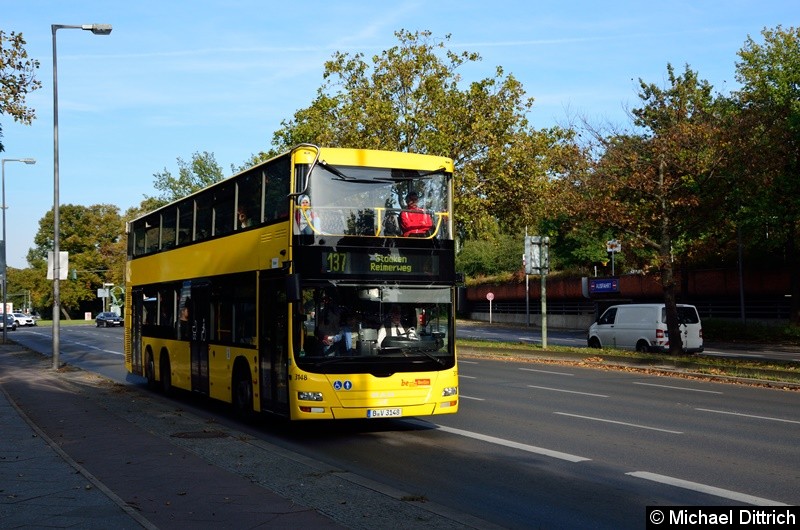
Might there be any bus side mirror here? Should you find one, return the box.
[286,274,301,302]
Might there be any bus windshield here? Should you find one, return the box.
[297,285,454,372]
[295,164,451,239]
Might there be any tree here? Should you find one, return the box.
[456,231,523,277]
[560,64,725,353]
[732,26,800,323]
[124,150,227,224]
[271,29,574,242]
[26,204,124,318]
[146,151,225,207]
[0,31,41,151]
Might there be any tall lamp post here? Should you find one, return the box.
[1,158,36,344]
[52,23,112,370]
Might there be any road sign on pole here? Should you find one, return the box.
[606,239,621,276]
[524,236,550,347]
[525,236,550,275]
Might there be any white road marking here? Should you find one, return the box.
[519,367,574,376]
[696,408,800,425]
[528,385,608,398]
[554,412,683,434]
[459,395,485,401]
[633,382,723,394]
[626,471,788,506]
[405,419,590,462]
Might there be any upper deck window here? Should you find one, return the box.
[296,164,451,239]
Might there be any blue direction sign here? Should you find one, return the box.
[589,278,619,294]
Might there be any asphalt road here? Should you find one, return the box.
[456,320,800,362]
[8,325,799,528]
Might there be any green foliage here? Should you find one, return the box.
[456,234,523,277]
[22,203,125,318]
[146,151,225,206]
[723,26,800,322]
[702,319,800,345]
[0,30,41,151]
[270,29,574,242]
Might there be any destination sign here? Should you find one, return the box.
[322,251,437,276]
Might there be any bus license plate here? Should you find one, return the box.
[367,408,402,418]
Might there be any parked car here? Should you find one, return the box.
[587,303,703,353]
[12,312,35,327]
[96,312,123,327]
[0,314,17,331]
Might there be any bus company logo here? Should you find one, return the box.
[401,378,431,387]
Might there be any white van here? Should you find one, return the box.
[587,303,703,353]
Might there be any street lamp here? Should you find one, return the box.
[1,158,36,344]
[52,23,112,370]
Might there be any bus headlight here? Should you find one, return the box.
[442,387,458,397]
[298,391,323,401]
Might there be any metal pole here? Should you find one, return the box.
[541,272,547,349]
[526,273,530,327]
[738,224,746,324]
[524,229,530,327]
[51,23,112,370]
[1,160,5,345]
[2,158,35,343]
[52,25,61,369]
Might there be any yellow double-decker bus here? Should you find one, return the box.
[124,145,458,420]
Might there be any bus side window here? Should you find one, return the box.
[264,157,290,221]
[237,171,262,227]
[195,199,212,241]
[161,207,177,249]
[213,184,234,236]
[177,200,193,245]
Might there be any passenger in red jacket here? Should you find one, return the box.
[400,191,433,237]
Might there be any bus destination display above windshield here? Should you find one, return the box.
[323,251,438,276]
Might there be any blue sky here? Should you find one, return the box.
[2,1,796,268]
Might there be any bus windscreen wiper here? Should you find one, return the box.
[318,162,387,184]
[318,160,356,180]
[413,349,445,366]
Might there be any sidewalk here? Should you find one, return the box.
[0,344,476,529]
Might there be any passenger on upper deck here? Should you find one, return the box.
[237,204,254,228]
[399,191,433,237]
[294,195,321,235]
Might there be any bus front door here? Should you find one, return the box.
[190,282,210,395]
[130,287,144,375]
[259,276,288,415]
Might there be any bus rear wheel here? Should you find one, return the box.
[232,365,253,421]
[145,352,157,390]
[160,355,172,395]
